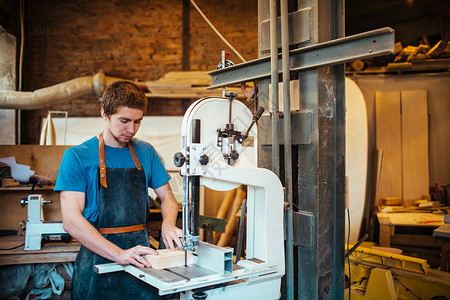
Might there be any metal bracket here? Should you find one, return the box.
[260,8,312,52]
[196,241,233,275]
[293,210,314,248]
[188,143,207,175]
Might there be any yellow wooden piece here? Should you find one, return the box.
[365,268,397,300]
[348,244,428,274]
[346,245,450,299]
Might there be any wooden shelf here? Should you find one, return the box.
[0,235,80,266]
[0,185,55,192]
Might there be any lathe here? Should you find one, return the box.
[96,94,285,299]
[21,175,71,251]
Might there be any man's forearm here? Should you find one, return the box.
[160,190,179,226]
[64,214,124,262]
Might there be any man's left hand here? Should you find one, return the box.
[161,223,183,250]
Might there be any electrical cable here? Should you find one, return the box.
[19,0,24,92]
[346,207,351,300]
[393,274,422,300]
[0,243,25,250]
[189,0,246,63]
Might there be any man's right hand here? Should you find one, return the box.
[117,245,158,268]
[61,191,160,269]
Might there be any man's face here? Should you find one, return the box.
[102,106,144,147]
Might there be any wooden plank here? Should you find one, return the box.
[377,214,392,247]
[375,91,402,204]
[143,249,193,269]
[0,252,78,266]
[0,235,79,266]
[377,212,444,227]
[217,187,247,247]
[401,90,429,205]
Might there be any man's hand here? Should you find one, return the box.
[117,245,158,268]
[155,183,184,250]
[161,223,183,250]
[60,191,159,268]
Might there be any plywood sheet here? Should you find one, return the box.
[0,145,71,179]
[375,91,402,204]
[401,90,429,204]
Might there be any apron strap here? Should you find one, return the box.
[99,224,145,235]
[128,142,143,171]
[99,132,108,188]
[98,132,143,188]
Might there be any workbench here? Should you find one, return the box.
[377,212,445,247]
[0,235,79,266]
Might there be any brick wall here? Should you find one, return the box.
[21,0,258,144]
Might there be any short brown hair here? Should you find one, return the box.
[101,81,147,116]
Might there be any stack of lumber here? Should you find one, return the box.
[140,71,251,100]
[387,40,450,72]
[379,197,449,215]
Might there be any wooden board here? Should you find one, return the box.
[345,78,368,242]
[143,249,193,269]
[0,235,79,266]
[0,145,71,179]
[375,91,403,204]
[401,90,429,205]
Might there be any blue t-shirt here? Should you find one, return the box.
[54,137,171,222]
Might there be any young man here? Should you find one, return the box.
[55,81,182,299]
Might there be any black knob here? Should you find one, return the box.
[173,152,186,167]
[230,150,239,161]
[193,292,207,300]
[199,154,209,166]
[225,91,238,99]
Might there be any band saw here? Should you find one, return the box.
[95,94,285,299]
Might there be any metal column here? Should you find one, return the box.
[294,0,346,298]
[210,0,394,298]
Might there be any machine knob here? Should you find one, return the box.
[199,154,209,166]
[224,91,238,100]
[192,292,207,300]
[173,152,186,167]
[20,197,28,207]
[230,150,239,161]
